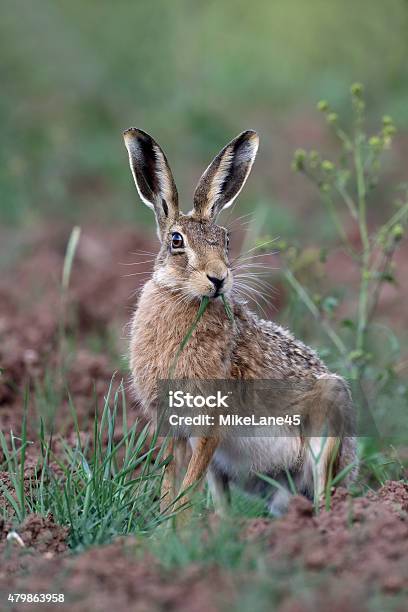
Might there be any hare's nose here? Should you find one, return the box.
[207,274,225,293]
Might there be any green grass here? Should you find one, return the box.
[0,379,176,549]
[1,374,405,550]
[0,368,406,612]
[0,373,271,549]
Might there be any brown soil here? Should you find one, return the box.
[246,481,408,610]
[0,224,151,439]
[0,483,406,611]
[0,223,407,611]
[0,537,234,612]
[0,513,68,580]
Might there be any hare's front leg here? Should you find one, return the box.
[174,436,219,522]
[189,438,230,515]
[161,437,191,512]
[206,466,231,515]
[160,437,177,513]
[161,438,190,513]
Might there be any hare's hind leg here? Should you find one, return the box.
[303,375,356,504]
[307,436,340,505]
[268,487,292,517]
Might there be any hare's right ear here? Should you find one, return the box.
[123,128,179,235]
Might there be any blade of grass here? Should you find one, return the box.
[169,296,210,378]
[221,293,235,322]
[61,226,81,292]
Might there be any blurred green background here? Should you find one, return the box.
[1,0,408,234]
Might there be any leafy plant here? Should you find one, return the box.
[286,84,408,386]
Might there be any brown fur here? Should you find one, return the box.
[124,128,358,517]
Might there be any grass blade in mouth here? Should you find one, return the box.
[169,294,234,379]
[221,294,234,322]
[169,296,210,379]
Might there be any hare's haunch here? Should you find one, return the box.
[124,128,357,517]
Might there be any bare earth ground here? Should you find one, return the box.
[0,224,407,611]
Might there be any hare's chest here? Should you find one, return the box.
[129,305,231,413]
[129,308,180,409]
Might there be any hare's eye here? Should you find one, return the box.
[226,234,230,250]
[171,232,184,249]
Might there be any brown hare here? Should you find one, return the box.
[123,127,357,518]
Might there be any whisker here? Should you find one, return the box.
[129,249,157,256]
[225,212,256,230]
[119,259,156,266]
[231,250,279,265]
[234,275,276,291]
[233,280,269,302]
[233,265,276,273]
[234,279,277,293]
[234,281,270,303]
[239,236,280,255]
[232,285,269,317]
[122,270,152,277]
[236,251,279,261]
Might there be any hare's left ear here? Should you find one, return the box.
[193,130,259,221]
[123,128,179,235]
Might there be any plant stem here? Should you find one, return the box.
[221,294,235,323]
[354,134,370,362]
[375,200,408,241]
[367,246,395,323]
[169,296,210,379]
[335,182,358,220]
[59,226,81,374]
[283,268,348,360]
[322,193,358,260]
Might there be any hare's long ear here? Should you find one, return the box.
[193,130,259,221]
[123,128,179,235]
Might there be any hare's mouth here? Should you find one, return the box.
[206,273,230,298]
[183,270,232,300]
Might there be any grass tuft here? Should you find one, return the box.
[0,380,181,550]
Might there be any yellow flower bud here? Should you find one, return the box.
[292,149,307,171]
[369,136,382,151]
[350,83,364,97]
[327,112,338,124]
[392,223,404,241]
[321,160,334,172]
[317,100,329,112]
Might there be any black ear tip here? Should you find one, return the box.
[123,127,153,143]
[232,130,259,157]
[243,129,259,141]
[123,127,137,137]
[233,130,259,149]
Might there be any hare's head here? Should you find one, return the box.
[124,128,259,301]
